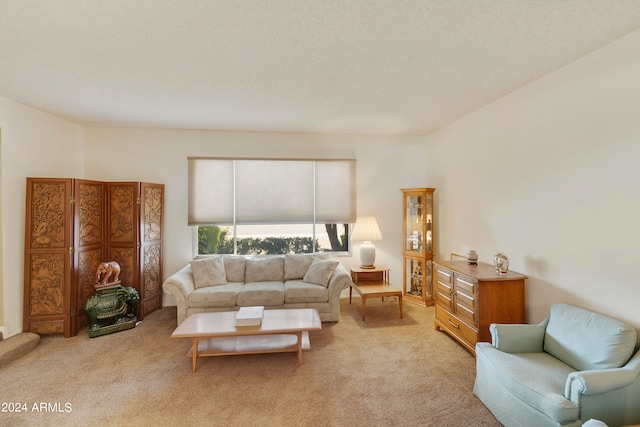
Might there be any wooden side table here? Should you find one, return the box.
[350,266,403,321]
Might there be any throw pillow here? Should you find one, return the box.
[190,256,227,289]
[245,257,285,283]
[303,258,339,287]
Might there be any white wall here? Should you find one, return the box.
[84,128,429,304]
[425,29,640,328]
[6,28,639,336]
[0,96,85,338]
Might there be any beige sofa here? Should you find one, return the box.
[162,253,352,325]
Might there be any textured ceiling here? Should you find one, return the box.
[1,1,640,136]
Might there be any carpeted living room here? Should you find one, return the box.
[1,299,501,426]
[2,2,640,427]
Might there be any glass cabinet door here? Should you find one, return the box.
[405,194,424,253]
[405,258,424,298]
[404,191,434,256]
[425,192,433,255]
[405,258,433,301]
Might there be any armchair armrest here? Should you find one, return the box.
[490,320,548,353]
[565,349,640,401]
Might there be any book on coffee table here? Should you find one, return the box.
[235,306,265,326]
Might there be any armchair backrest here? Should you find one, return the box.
[544,303,637,371]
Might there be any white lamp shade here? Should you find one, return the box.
[351,216,382,241]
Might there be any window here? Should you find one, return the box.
[189,158,356,255]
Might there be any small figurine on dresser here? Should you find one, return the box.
[84,261,139,338]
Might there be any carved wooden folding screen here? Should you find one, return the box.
[139,183,164,316]
[106,182,164,320]
[24,178,74,336]
[24,178,163,337]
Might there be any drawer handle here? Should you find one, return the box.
[447,318,460,329]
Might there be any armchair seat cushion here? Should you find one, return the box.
[476,343,579,423]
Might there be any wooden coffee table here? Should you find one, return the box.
[171,308,322,372]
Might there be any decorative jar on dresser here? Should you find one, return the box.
[433,260,526,355]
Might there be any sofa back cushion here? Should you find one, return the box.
[544,303,637,371]
[190,256,227,289]
[245,257,285,283]
[284,253,330,280]
[222,255,247,282]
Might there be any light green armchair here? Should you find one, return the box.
[474,303,640,427]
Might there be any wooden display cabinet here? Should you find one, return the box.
[401,188,435,306]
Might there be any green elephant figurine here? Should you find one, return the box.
[84,285,140,338]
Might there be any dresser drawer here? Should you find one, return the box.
[435,266,453,285]
[454,273,477,296]
[435,306,477,350]
[434,268,453,309]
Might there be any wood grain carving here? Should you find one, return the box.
[110,185,135,243]
[30,183,66,248]
[78,249,102,306]
[144,186,162,241]
[143,244,161,295]
[29,254,65,316]
[111,247,135,287]
[30,320,64,335]
[79,183,103,246]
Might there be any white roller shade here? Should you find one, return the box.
[188,158,356,226]
[235,160,314,224]
[315,160,357,224]
[188,158,234,225]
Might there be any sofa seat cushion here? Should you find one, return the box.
[475,342,579,423]
[284,280,329,303]
[245,257,285,283]
[189,283,243,308]
[544,303,637,371]
[237,281,284,306]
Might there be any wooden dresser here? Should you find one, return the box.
[433,260,526,355]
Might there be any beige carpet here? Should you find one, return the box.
[0,332,39,367]
[0,297,500,427]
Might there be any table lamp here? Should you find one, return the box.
[352,216,383,268]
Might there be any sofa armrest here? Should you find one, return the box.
[565,349,640,400]
[327,262,352,299]
[490,320,548,353]
[162,264,195,324]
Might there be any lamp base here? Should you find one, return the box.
[359,265,376,269]
[359,241,376,269]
